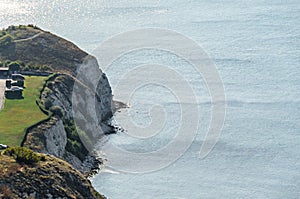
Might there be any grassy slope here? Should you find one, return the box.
[0,76,48,146]
[0,25,88,75]
[0,25,41,40]
[0,150,105,199]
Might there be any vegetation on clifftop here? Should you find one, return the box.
[0,25,88,74]
[0,148,105,199]
[4,147,45,165]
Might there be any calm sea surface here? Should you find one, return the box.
[1,0,300,198]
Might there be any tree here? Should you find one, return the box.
[8,62,21,72]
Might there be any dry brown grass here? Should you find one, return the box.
[0,152,105,199]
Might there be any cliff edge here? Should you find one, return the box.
[0,25,87,75]
[0,148,105,199]
[0,25,114,197]
[0,25,113,173]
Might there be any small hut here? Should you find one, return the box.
[0,67,9,77]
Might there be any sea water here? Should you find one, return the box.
[1,0,299,198]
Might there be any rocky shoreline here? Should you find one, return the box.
[85,100,128,176]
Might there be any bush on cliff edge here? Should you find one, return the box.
[4,147,45,165]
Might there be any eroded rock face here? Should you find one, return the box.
[24,58,113,173]
[71,57,114,147]
[44,119,66,157]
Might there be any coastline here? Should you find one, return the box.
[113,100,129,113]
[0,25,126,198]
[88,100,128,177]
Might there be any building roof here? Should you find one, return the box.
[0,67,9,71]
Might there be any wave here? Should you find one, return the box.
[101,167,121,174]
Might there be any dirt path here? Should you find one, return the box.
[0,79,5,111]
[14,32,43,43]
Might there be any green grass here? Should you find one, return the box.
[1,25,41,40]
[0,76,48,146]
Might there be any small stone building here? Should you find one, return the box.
[0,67,9,77]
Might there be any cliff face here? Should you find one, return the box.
[0,25,112,197]
[24,69,113,173]
[0,25,114,173]
[43,119,67,157]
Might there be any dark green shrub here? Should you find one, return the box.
[4,147,45,165]
[43,87,52,96]
[66,139,87,161]
[43,98,53,110]
[64,119,89,161]
[50,106,64,118]
[8,61,21,72]
[46,81,54,89]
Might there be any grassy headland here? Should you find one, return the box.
[0,76,48,146]
[0,25,87,75]
[0,25,107,198]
